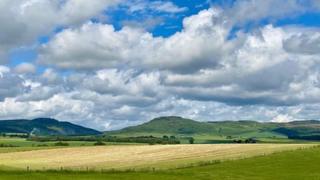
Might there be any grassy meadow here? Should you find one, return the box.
[0,136,146,153]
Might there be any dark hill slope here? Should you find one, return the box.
[0,118,100,136]
[273,120,320,139]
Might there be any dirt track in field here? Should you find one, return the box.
[0,144,315,170]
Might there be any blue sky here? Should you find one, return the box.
[1,0,320,130]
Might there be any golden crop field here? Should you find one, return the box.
[0,144,315,171]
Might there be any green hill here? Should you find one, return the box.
[274,120,320,140]
[106,116,320,142]
[0,118,101,136]
[108,116,278,136]
[116,116,215,134]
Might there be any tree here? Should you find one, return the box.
[189,137,194,144]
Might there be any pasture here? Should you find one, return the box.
[0,144,315,171]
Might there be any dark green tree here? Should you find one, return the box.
[189,137,194,144]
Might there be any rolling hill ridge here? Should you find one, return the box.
[107,116,320,140]
[0,118,101,136]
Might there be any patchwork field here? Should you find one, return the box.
[0,144,315,171]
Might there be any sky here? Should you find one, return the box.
[1,0,320,130]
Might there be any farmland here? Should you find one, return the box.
[0,117,319,179]
[0,144,315,171]
[0,145,319,180]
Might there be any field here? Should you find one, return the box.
[0,137,144,154]
[0,144,315,171]
[0,145,319,180]
[0,135,318,179]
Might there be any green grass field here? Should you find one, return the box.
[0,137,95,147]
[0,145,319,180]
[0,137,145,154]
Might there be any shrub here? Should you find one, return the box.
[37,144,48,147]
[233,139,243,143]
[94,141,106,146]
[54,141,69,146]
[189,137,194,144]
[0,144,18,147]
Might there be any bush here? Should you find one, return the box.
[94,141,106,146]
[189,137,194,144]
[233,139,243,143]
[245,138,257,143]
[0,144,18,147]
[37,144,48,147]
[54,141,69,146]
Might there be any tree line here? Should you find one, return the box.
[27,135,181,145]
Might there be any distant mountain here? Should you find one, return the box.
[106,116,320,140]
[0,118,101,136]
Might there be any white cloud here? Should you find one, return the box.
[39,8,231,72]
[14,63,36,74]
[220,0,309,26]
[283,31,320,55]
[1,1,320,130]
[149,1,188,13]
[125,0,187,14]
[271,114,294,123]
[0,66,26,100]
[0,0,119,63]
[0,66,10,78]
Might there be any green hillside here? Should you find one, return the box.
[116,116,215,134]
[108,116,278,136]
[106,116,320,142]
[0,118,101,136]
[274,120,320,140]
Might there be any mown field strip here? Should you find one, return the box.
[0,144,315,170]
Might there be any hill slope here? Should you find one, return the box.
[116,116,215,134]
[107,116,320,140]
[0,118,101,136]
[107,116,278,136]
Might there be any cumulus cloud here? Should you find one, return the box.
[283,31,320,55]
[14,63,36,74]
[124,0,187,14]
[220,0,306,26]
[0,66,10,77]
[271,114,294,123]
[1,0,320,130]
[0,66,26,100]
[39,8,231,72]
[0,0,119,63]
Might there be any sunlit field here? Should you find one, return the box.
[0,144,315,171]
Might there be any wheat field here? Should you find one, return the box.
[0,144,315,171]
